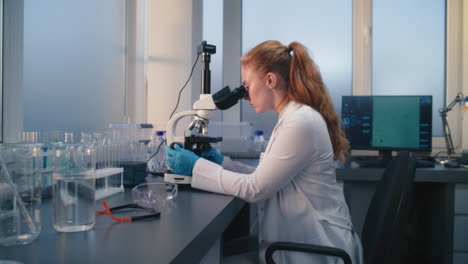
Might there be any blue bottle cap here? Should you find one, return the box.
[156,131,165,136]
[255,130,264,136]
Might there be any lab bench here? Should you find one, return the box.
[0,188,245,264]
[337,164,468,264]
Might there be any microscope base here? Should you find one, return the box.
[164,173,192,184]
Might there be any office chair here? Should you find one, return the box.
[265,151,417,264]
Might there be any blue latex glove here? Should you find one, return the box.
[201,147,224,165]
[165,144,200,176]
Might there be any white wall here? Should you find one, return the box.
[463,1,468,150]
[146,0,203,132]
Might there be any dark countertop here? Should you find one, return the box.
[0,187,245,264]
[336,164,468,183]
[232,157,468,184]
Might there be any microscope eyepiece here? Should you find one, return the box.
[212,85,246,110]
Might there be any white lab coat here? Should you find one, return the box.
[192,101,363,264]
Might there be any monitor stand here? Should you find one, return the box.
[354,150,392,168]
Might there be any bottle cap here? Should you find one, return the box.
[156,131,165,136]
[255,130,264,136]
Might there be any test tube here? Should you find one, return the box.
[18,131,39,143]
[112,142,118,168]
[103,132,112,168]
[64,132,74,143]
[93,133,103,169]
[115,141,121,167]
[108,141,114,168]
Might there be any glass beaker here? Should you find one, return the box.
[0,143,43,246]
[53,143,96,232]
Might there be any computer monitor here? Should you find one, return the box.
[341,95,432,161]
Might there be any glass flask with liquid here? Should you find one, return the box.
[53,143,96,232]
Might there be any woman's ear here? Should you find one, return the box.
[265,72,278,89]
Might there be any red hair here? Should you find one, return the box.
[241,40,349,162]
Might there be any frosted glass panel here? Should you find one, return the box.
[372,0,445,136]
[23,0,126,134]
[242,0,352,138]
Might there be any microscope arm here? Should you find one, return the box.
[166,109,216,146]
[166,110,197,146]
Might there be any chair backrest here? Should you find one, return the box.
[361,151,416,264]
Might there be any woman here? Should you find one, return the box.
[166,40,362,264]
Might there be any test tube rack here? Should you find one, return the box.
[95,167,124,200]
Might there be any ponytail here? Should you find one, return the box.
[288,42,349,162]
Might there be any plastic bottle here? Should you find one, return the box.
[147,131,166,176]
[254,130,265,153]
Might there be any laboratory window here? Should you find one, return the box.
[372,0,446,136]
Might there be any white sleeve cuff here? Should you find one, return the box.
[221,156,235,168]
[222,157,256,174]
[191,158,226,194]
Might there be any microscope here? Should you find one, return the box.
[164,41,246,184]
